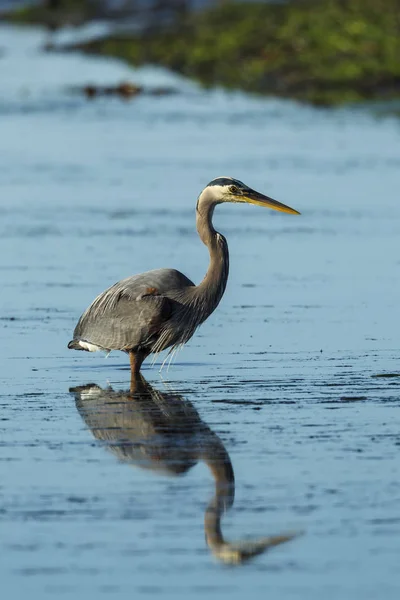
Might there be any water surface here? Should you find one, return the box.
[1,24,400,600]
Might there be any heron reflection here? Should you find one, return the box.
[70,377,297,564]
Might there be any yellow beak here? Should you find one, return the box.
[244,190,300,215]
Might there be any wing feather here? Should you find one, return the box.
[70,269,194,352]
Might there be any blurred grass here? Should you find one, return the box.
[5,0,400,105]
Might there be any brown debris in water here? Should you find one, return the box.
[76,81,178,101]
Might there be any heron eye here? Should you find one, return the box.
[229,185,238,194]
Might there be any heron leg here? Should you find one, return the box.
[129,372,147,394]
[129,350,147,387]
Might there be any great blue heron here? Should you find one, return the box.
[70,377,298,564]
[68,177,299,377]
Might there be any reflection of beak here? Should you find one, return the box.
[244,190,300,215]
[209,530,302,565]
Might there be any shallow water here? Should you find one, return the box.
[1,24,400,599]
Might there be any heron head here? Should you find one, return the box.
[205,176,300,215]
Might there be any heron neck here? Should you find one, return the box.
[201,432,235,550]
[195,193,229,315]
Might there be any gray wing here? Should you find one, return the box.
[69,268,195,352]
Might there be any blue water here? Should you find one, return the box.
[1,24,400,600]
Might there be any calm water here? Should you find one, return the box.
[1,24,400,600]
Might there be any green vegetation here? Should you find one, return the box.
[5,0,400,105]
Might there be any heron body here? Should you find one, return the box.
[68,177,299,376]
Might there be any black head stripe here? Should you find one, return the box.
[207,177,247,187]
[207,177,236,187]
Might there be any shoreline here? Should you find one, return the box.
[3,0,400,106]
